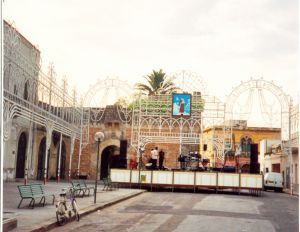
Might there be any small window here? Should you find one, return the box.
[14,84,18,95]
[240,136,252,153]
[4,64,11,90]
[266,167,269,173]
[24,81,29,100]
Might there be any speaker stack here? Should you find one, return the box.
[250,144,260,174]
[119,140,128,168]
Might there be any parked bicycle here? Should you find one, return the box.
[56,187,80,225]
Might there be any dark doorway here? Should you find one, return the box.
[56,141,66,179]
[100,145,119,180]
[119,140,128,168]
[286,167,290,189]
[37,137,50,180]
[16,132,27,178]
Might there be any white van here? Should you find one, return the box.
[264,172,283,192]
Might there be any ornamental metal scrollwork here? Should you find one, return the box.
[3,21,82,141]
[226,78,290,141]
[4,21,21,54]
[3,101,15,141]
[45,120,55,149]
[82,77,134,123]
[170,70,208,95]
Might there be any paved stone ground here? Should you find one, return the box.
[3,180,144,231]
[50,190,298,232]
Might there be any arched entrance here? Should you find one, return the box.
[37,137,49,180]
[16,132,27,178]
[100,145,119,179]
[56,141,66,179]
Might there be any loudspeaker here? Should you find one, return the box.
[250,144,259,173]
[250,163,260,174]
[119,140,127,168]
[250,144,258,163]
[203,144,207,151]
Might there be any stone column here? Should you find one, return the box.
[57,133,63,182]
[24,122,34,185]
[77,135,83,178]
[68,134,76,182]
[44,121,54,184]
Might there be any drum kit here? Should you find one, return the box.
[144,151,206,171]
[178,151,203,171]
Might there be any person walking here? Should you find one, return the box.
[159,149,165,170]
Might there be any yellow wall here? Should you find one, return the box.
[201,126,281,166]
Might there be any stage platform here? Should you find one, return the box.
[110,169,263,196]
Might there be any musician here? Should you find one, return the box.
[151,147,158,169]
[178,154,185,169]
[194,151,200,159]
[159,149,165,170]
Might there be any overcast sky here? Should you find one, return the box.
[3,0,299,104]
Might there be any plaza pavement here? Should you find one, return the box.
[3,180,145,232]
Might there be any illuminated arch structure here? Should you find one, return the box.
[224,78,290,154]
[81,74,293,168]
[81,71,223,165]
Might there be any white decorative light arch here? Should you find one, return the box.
[81,77,135,147]
[225,78,290,143]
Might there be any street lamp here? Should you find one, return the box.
[138,145,145,188]
[235,145,241,173]
[94,131,105,204]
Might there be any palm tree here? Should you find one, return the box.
[135,69,179,96]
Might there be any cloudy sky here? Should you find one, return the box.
[3,0,299,104]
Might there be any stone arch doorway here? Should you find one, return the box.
[37,137,49,180]
[100,145,119,180]
[56,141,66,179]
[16,132,27,178]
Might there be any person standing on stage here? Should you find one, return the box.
[151,147,158,169]
[159,149,165,170]
[150,148,154,168]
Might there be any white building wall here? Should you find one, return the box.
[3,21,40,181]
[259,139,281,174]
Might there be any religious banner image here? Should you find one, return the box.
[172,93,191,117]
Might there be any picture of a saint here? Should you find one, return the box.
[179,98,185,115]
[172,93,191,117]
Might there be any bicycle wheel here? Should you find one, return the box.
[56,202,67,226]
[72,200,80,221]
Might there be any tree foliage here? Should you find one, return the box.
[135,69,180,96]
